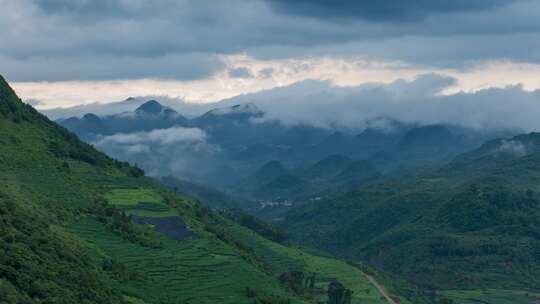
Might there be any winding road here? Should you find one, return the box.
[359,270,399,304]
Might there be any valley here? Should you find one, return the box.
[3,2,540,303]
[57,99,515,215]
[0,75,407,303]
[46,93,540,303]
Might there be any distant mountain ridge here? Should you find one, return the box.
[239,155,381,201]
[58,100,189,139]
[282,131,540,293]
[0,74,409,304]
[135,99,168,115]
[56,99,519,206]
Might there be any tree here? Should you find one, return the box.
[327,281,352,304]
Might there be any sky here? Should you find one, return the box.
[2,0,540,123]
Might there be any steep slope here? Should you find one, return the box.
[370,125,460,171]
[301,155,354,181]
[0,75,402,304]
[241,156,381,202]
[283,132,540,294]
[334,160,381,184]
[447,132,540,173]
[158,175,255,210]
[238,160,293,197]
[0,75,134,303]
[59,113,105,139]
[253,160,291,185]
[134,99,165,115]
[0,191,124,303]
[254,173,308,200]
[59,97,513,200]
[308,132,355,160]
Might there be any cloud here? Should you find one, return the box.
[2,0,540,82]
[223,73,540,132]
[94,126,208,147]
[498,140,527,156]
[267,0,512,22]
[92,126,220,177]
[41,96,217,120]
[258,68,274,78]
[228,67,253,79]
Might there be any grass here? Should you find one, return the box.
[220,221,411,304]
[0,155,301,303]
[105,188,183,219]
[69,218,301,304]
[0,119,298,303]
[105,188,165,207]
[439,289,540,304]
[128,209,179,217]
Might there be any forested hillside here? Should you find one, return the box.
[0,75,405,304]
[283,132,540,299]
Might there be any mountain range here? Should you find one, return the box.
[5,74,540,303]
[59,100,189,139]
[0,75,413,303]
[237,156,381,203]
[56,100,515,209]
[282,131,540,293]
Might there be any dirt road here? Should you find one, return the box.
[360,271,399,304]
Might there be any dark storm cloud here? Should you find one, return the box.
[1,0,539,81]
[267,0,512,22]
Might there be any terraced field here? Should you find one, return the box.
[106,188,165,208]
[1,160,405,303]
[70,218,300,304]
[105,188,180,216]
[221,222,410,304]
[97,185,408,303]
[0,152,299,303]
[0,77,410,304]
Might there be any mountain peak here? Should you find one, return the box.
[399,124,454,147]
[303,154,353,179]
[204,102,262,117]
[135,100,163,114]
[82,113,101,122]
[253,160,288,181]
[318,154,353,164]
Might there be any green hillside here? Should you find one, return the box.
[282,132,540,302]
[0,75,403,304]
[238,156,380,203]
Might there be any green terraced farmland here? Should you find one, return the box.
[69,218,302,304]
[439,289,540,304]
[0,77,409,304]
[105,188,165,207]
[221,222,410,304]
[127,208,179,217]
[105,188,180,218]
